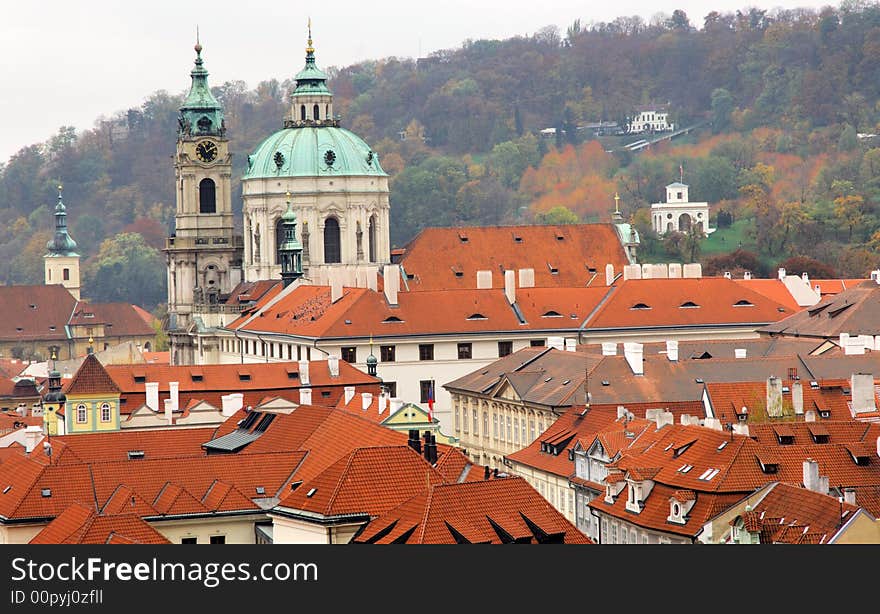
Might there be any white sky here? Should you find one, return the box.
[1,0,837,162]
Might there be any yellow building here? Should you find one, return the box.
[63,352,121,434]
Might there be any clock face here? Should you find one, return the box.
[196,140,218,163]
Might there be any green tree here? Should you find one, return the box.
[839,124,859,152]
[710,88,734,133]
[534,206,579,225]
[84,232,166,309]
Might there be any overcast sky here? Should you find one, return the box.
[1,0,838,162]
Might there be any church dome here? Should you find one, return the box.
[244,127,386,179]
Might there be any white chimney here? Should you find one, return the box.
[605,264,615,286]
[328,355,340,378]
[766,376,783,417]
[682,263,702,278]
[344,386,355,405]
[668,263,682,278]
[623,264,642,280]
[792,379,804,415]
[476,270,493,289]
[851,373,876,414]
[299,388,312,405]
[623,342,644,376]
[601,342,617,356]
[504,269,516,305]
[518,268,535,288]
[666,340,678,362]
[547,336,565,351]
[843,488,857,506]
[839,333,850,348]
[703,417,723,431]
[845,337,865,355]
[565,338,577,352]
[723,271,732,279]
[732,423,750,436]
[378,393,388,414]
[366,266,378,291]
[871,269,880,283]
[802,271,809,284]
[24,425,43,453]
[390,397,403,415]
[617,405,628,419]
[734,348,747,359]
[860,334,874,351]
[361,392,373,411]
[298,360,310,385]
[645,408,663,421]
[744,271,752,280]
[655,411,674,429]
[803,459,821,492]
[651,263,669,278]
[168,381,179,412]
[778,267,786,281]
[641,263,652,279]
[221,393,244,417]
[330,271,343,303]
[383,264,400,306]
[805,410,817,422]
[145,382,159,412]
[815,284,821,295]
[164,399,173,425]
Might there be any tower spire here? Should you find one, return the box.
[307,18,314,54]
[46,184,78,256]
[278,192,303,287]
[179,34,224,137]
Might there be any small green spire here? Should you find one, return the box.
[293,21,330,95]
[46,185,79,257]
[278,192,303,287]
[179,34,225,138]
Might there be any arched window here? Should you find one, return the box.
[100,403,112,423]
[368,215,377,262]
[300,105,306,121]
[199,178,216,213]
[323,217,341,263]
[275,217,285,265]
[325,104,330,119]
[313,104,320,120]
[76,404,87,424]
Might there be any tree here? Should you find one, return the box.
[703,249,765,277]
[534,206,579,225]
[838,124,859,152]
[710,88,734,133]
[84,232,166,309]
[776,255,836,278]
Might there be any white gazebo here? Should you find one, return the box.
[651,183,714,236]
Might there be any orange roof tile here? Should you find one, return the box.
[29,503,170,544]
[398,224,629,291]
[354,477,591,544]
[733,279,802,311]
[67,353,121,396]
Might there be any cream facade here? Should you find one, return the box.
[651,183,713,236]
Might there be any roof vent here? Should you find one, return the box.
[41,488,51,498]
[2,485,10,494]
[127,450,145,460]
[306,488,317,498]
[256,486,266,495]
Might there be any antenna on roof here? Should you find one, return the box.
[580,359,591,416]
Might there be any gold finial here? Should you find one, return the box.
[51,349,56,361]
[88,335,94,346]
[614,192,620,214]
[286,191,292,204]
[306,18,314,54]
[195,26,202,55]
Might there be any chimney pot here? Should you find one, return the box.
[145,382,159,412]
[361,392,373,411]
[299,388,312,405]
[504,269,516,304]
[476,270,493,289]
[778,267,786,280]
[328,355,340,377]
[518,268,535,288]
[792,379,804,415]
[666,340,678,361]
[383,264,400,305]
[221,393,244,417]
[390,397,403,414]
[298,360,310,385]
[344,386,355,405]
[623,342,644,375]
[168,381,179,413]
[605,264,614,286]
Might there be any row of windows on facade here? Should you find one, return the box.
[223,339,547,363]
[196,178,380,265]
[299,104,331,122]
[181,535,226,544]
[599,517,672,544]
[46,268,72,281]
[453,407,548,446]
[74,402,114,424]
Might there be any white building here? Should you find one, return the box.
[627,106,674,134]
[651,182,714,235]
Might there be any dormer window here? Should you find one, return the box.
[733,300,754,307]
[541,310,562,318]
[458,233,469,243]
[548,263,559,274]
[467,313,487,320]
[679,301,700,308]
[382,316,403,323]
[631,303,651,310]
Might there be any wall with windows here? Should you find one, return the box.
[507,461,577,526]
[593,511,689,544]
[65,394,120,434]
[152,514,268,545]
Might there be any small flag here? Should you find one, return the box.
[679,163,684,183]
[427,382,434,421]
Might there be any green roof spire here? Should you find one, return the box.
[178,33,225,138]
[293,20,331,96]
[278,192,303,287]
[46,184,79,257]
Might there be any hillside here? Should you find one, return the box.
[3,2,880,308]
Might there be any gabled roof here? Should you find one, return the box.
[397,224,629,291]
[68,302,153,337]
[585,278,793,330]
[29,503,170,544]
[275,446,445,518]
[66,353,120,396]
[761,281,880,338]
[353,477,591,544]
[0,285,76,342]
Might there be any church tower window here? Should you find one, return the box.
[324,217,341,263]
[301,105,306,121]
[313,104,320,120]
[199,178,216,213]
[368,215,377,263]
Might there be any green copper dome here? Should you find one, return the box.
[46,187,79,257]
[178,41,225,138]
[244,127,386,178]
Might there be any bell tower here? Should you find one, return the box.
[165,37,242,337]
[44,185,81,300]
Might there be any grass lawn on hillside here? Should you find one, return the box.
[701,218,756,255]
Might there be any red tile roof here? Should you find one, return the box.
[733,279,801,311]
[0,285,77,342]
[353,477,592,544]
[68,302,154,337]
[586,278,794,330]
[66,353,121,396]
[276,446,446,518]
[29,503,170,544]
[398,224,629,292]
